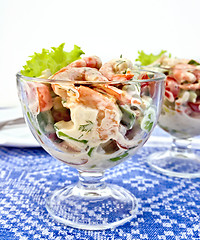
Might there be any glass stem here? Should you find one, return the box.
[171,138,192,154]
[77,171,106,191]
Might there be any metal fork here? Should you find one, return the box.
[0,117,25,130]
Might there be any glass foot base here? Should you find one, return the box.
[46,184,138,230]
[147,150,200,178]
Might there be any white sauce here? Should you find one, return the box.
[55,104,121,148]
[159,105,200,138]
[49,97,156,170]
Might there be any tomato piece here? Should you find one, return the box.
[165,90,174,102]
[188,100,200,112]
[165,76,179,99]
[141,82,155,97]
[193,69,200,80]
[139,73,150,80]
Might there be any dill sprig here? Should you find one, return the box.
[78,120,93,133]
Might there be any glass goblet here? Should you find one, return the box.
[147,64,200,178]
[17,69,165,230]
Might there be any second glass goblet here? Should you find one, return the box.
[147,61,200,178]
[17,56,165,230]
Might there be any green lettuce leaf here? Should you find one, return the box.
[135,50,167,66]
[21,43,85,77]
[188,59,200,66]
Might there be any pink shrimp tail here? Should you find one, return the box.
[67,56,102,69]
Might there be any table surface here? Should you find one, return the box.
[0,127,200,240]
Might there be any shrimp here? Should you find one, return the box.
[51,67,107,82]
[50,67,108,97]
[179,82,200,90]
[76,86,116,110]
[25,69,54,114]
[50,65,137,106]
[99,58,134,81]
[36,83,53,112]
[49,56,104,97]
[26,82,53,114]
[50,64,121,140]
[97,85,142,106]
[68,55,102,69]
[51,56,102,79]
[153,55,189,68]
[172,64,196,83]
[63,86,121,141]
[193,69,200,80]
[49,57,141,142]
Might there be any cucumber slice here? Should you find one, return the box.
[119,105,136,129]
[109,152,129,162]
[88,147,95,157]
[56,130,88,144]
[36,110,55,134]
[141,107,156,133]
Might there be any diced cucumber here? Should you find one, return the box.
[188,91,197,103]
[119,105,136,129]
[88,147,95,157]
[109,152,129,162]
[141,107,156,133]
[27,111,41,135]
[36,110,55,134]
[54,121,88,144]
[56,130,88,144]
[122,83,140,96]
[90,164,97,169]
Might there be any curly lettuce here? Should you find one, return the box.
[21,43,85,77]
[135,50,167,66]
[188,59,200,66]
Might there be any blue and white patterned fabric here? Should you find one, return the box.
[0,127,200,240]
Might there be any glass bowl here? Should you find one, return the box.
[16,57,165,230]
[146,63,200,178]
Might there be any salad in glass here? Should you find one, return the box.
[136,50,200,178]
[17,44,165,229]
[19,45,163,171]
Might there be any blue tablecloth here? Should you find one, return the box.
[0,127,200,240]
